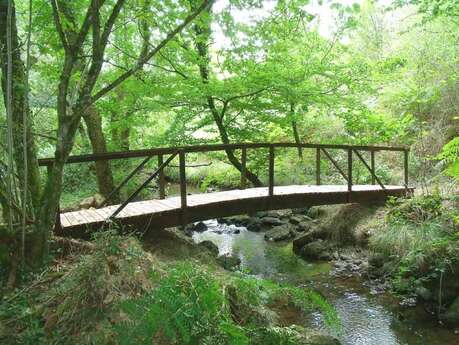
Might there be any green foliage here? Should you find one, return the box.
[386,194,443,225]
[44,232,157,344]
[117,262,243,345]
[437,137,459,180]
[371,195,459,295]
[0,291,45,344]
[117,263,340,345]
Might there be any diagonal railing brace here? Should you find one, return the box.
[107,151,179,221]
[321,148,349,182]
[101,155,153,207]
[353,149,387,192]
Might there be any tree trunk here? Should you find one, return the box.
[83,105,118,201]
[109,90,130,150]
[192,5,262,187]
[290,103,303,159]
[35,108,83,264]
[0,0,41,214]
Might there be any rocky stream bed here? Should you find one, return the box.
[187,206,458,345]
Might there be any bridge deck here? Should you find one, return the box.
[59,184,410,237]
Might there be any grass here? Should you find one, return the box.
[368,194,459,295]
[0,231,340,345]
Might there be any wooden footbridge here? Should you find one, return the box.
[38,143,413,237]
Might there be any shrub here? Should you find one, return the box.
[370,195,459,295]
[117,264,340,345]
[44,232,159,344]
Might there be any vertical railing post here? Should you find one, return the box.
[269,145,275,196]
[370,150,376,185]
[241,147,247,190]
[48,165,61,233]
[316,147,321,185]
[179,150,187,209]
[158,155,166,199]
[404,148,409,188]
[347,149,353,192]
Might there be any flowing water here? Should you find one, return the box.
[192,220,458,345]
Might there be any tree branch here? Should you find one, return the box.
[90,0,212,103]
[50,0,69,51]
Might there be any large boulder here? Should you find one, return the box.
[441,296,459,327]
[264,225,295,242]
[228,215,251,226]
[78,193,105,209]
[184,221,208,234]
[198,240,219,256]
[289,215,304,225]
[293,231,318,254]
[296,221,313,233]
[247,217,263,232]
[292,207,310,215]
[260,216,284,226]
[217,254,241,270]
[307,206,323,219]
[299,240,331,261]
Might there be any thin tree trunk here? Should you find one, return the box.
[290,103,303,159]
[192,4,262,187]
[83,105,118,201]
[109,90,130,150]
[0,0,43,269]
[0,0,41,213]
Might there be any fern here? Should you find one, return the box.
[437,137,459,180]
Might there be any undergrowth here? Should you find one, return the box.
[117,263,340,345]
[370,194,459,295]
[0,232,340,345]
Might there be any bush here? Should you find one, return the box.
[1,233,340,345]
[370,194,459,295]
[44,232,159,344]
[117,264,340,345]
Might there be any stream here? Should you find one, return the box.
[192,219,457,345]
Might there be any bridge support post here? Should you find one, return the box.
[179,150,187,209]
[316,147,321,185]
[158,155,166,199]
[48,165,62,234]
[269,145,275,196]
[347,149,353,193]
[404,149,409,190]
[179,150,187,227]
[370,151,375,185]
[241,147,247,190]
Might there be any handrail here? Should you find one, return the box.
[37,142,409,166]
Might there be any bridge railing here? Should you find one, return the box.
[38,142,410,225]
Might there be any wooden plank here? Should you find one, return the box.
[353,150,386,192]
[321,148,348,182]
